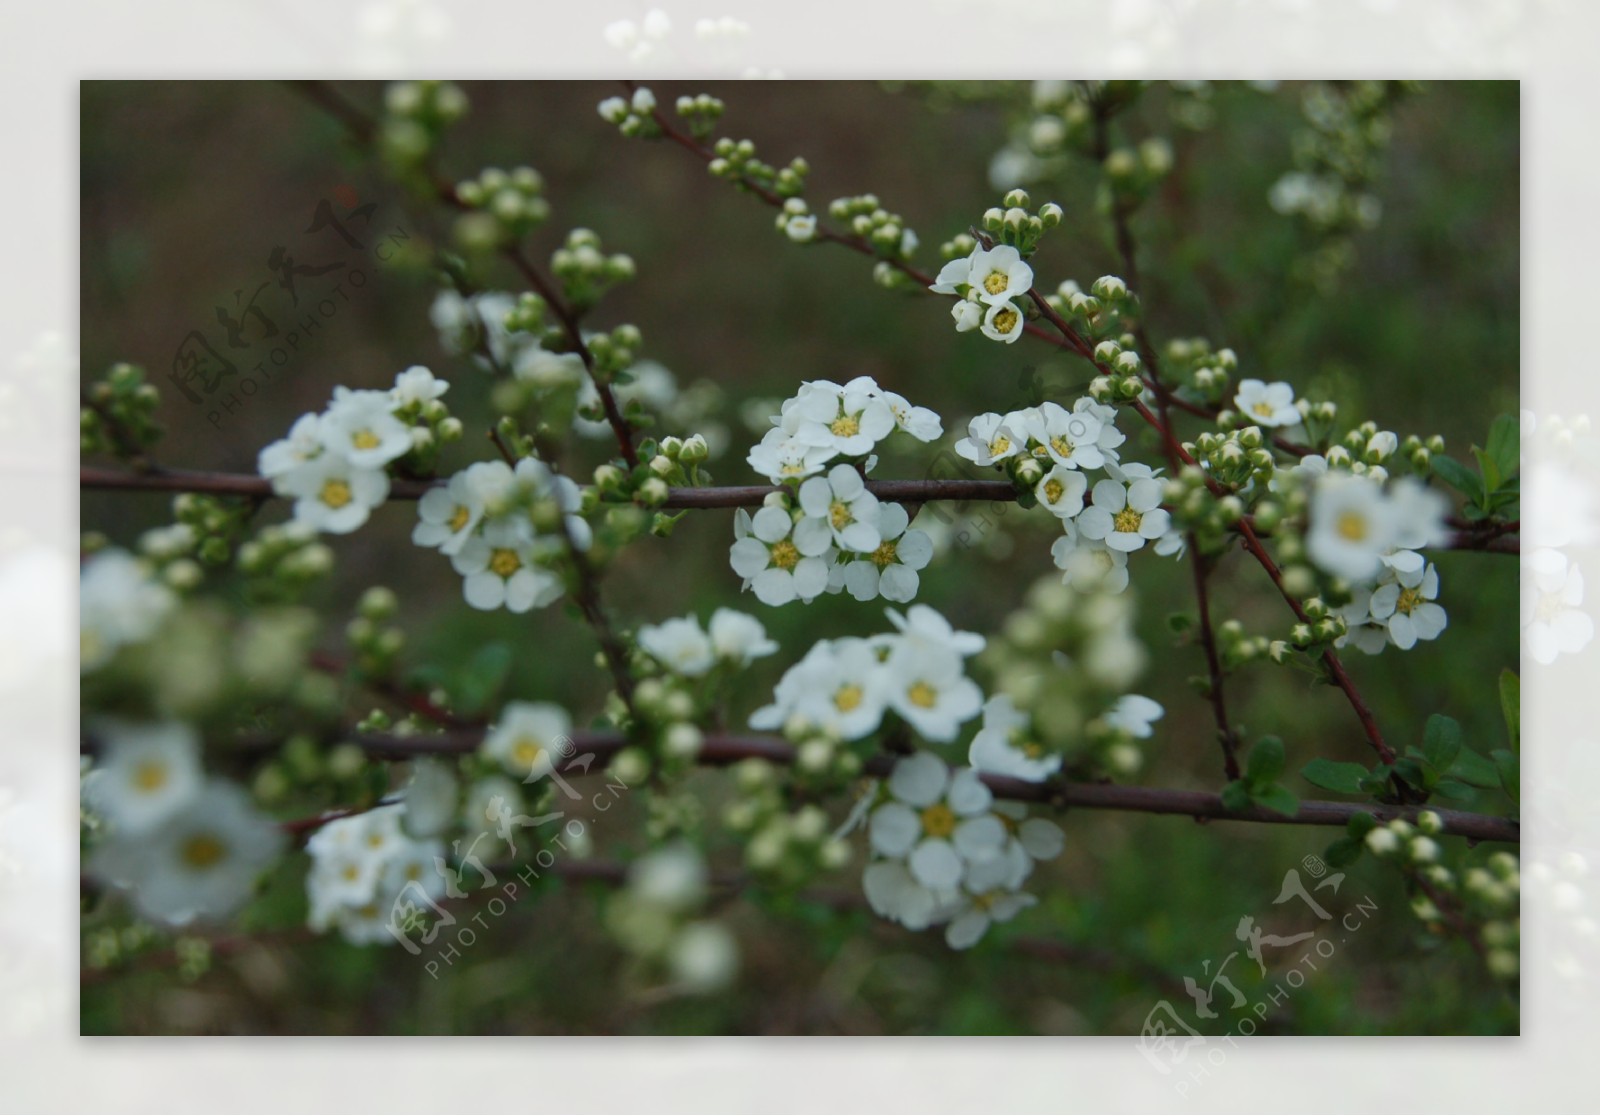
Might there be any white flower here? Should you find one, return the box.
[638,615,716,676]
[513,348,586,389]
[80,549,174,671]
[862,859,945,930]
[390,364,449,408]
[322,387,413,468]
[950,299,983,333]
[930,255,971,295]
[669,921,739,991]
[885,604,986,657]
[306,805,447,945]
[89,779,285,927]
[1035,464,1089,518]
[797,638,893,739]
[876,388,944,443]
[783,213,817,242]
[1306,473,1396,582]
[1369,563,1448,650]
[513,457,592,551]
[451,522,563,612]
[1025,402,1107,470]
[869,754,1006,890]
[968,694,1061,782]
[1387,478,1451,555]
[981,299,1026,343]
[788,379,897,458]
[747,428,837,483]
[954,412,1023,466]
[1233,379,1300,427]
[412,466,491,555]
[258,412,325,479]
[629,841,709,913]
[840,502,932,603]
[1523,548,1594,665]
[401,760,458,839]
[729,505,831,606]
[84,721,202,834]
[277,452,390,535]
[944,888,1038,950]
[1073,396,1127,460]
[1104,694,1164,738]
[885,644,985,743]
[482,701,571,780]
[796,463,882,554]
[707,608,778,666]
[969,245,1034,304]
[1076,477,1172,552]
[1051,521,1131,593]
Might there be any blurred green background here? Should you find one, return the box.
[80,81,1518,1035]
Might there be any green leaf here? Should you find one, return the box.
[1499,670,1520,752]
[1448,746,1502,789]
[1220,780,1253,813]
[452,641,513,715]
[1492,748,1520,801]
[1471,447,1501,494]
[1301,758,1369,795]
[1485,413,1520,483]
[1246,736,1285,786]
[1345,810,1378,838]
[1432,455,1485,502]
[1252,784,1300,818]
[1324,836,1364,868]
[1357,767,1393,796]
[1432,778,1477,803]
[1393,756,1427,790]
[1422,714,1463,777]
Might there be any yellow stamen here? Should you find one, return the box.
[983,271,1009,296]
[513,738,545,769]
[835,684,864,713]
[870,540,899,569]
[1043,479,1064,504]
[180,834,226,870]
[489,548,522,577]
[1396,587,1422,615]
[908,681,938,709]
[132,761,168,793]
[991,309,1020,334]
[448,505,471,532]
[830,501,852,530]
[353,429,382,450]
[830,414,860,438]
[988,435,1011,458]
[920,803,957,838]
[320,479,353,509]
[1113,508,1143,534]
[770,540,800,571]
[1336,511,1368,542]
[1050,436,1074,460]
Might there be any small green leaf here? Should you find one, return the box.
[1432,455,1485,501]
[1472,446,1501,494]
[1357,767,1393,796]
[1393,756,1427,790]
[1492,748,1520,801]
[1499,670,1520,752]
[1448,746,1502,789]
[1485,413,1520,483]
[1246,736,1285,786]
[1301,758,1369,795]
[453,641,513,715]
[1345,810,1378,838]
[1432,778,1477,802]
[1422,714,1463,776]
[1166,612,1194,634]
[1252,784,1300,818]
[1324,836,1364,868]
[1220,780,1253,813]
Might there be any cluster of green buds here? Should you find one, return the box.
[604,843,738,993]
[705,134,810,200]
[168,492,255,568]
[1102,137,1175,209]
[345,586,405,678]
[1284,593,1350,651]
[604,672,701,785]
[1365,814,1519,978]
[1324,422,1442,478]
[80,920,162,976]
[380,80,467,170]
[1020,80,1095,157]
[452,165,550,250]
[979,188,1063,255]
[1186,427,1276,492]
[1161,337,1238,404]
[724,759,851,889]
[1212,618,1272,671]
[236,520,336,604]
[828,193,918,266]
[1049,274,1133,348]
[672,92,726,140]
[597,86,663,138]
[1283,81,1411,233]
[252,729,381,814]
[551,228,635,312]
[81,362,161,462]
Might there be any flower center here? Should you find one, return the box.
[513,737,545,768]
[907,681,938,708]
[1043,479,1065,504]
[870,540,899,568]
[829,501,853,530]
[1251,401,1276,420]
[366,832,386,848]
[1336,511,1368,542]
[133,761,168,792]
[1113,508,1143,534]
[180,833,227,870]
[830,414,860,438]
[341,863,361,881]
[1049,436,1074,460]
[982,271,1009,296]
[770,539,800,571]
[920,803,957,837]
[987,435,1011,458]
[353,429,382,450]
[1021,740,1045,759]
[448,505,471,532]
[489,547,522,577]
[320,479,353,509]
[1536,591,1564,624]
[834,684,864,712]
[991,309,1020,334]
[1395,587,1422,615]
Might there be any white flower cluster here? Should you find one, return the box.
[1306,472,1453,654]
[84,721,283,926]
[412,457,588,613]
[637,608,778,676]
[931,243,1034,344]
[751,606,984,743]
[1233,379,1302,428]
[258,367,450,534]
[861,752,1065,949]
[80,548,174,672]
[747,375,942,482]
[1522,548,1593,665]
[965,691,1164,783]
[306,803,449,946]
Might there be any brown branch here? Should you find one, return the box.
[308,650,481,729]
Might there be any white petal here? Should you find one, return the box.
[909,839,964,889]
[869,802,921,858]
[889,752,948,807]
